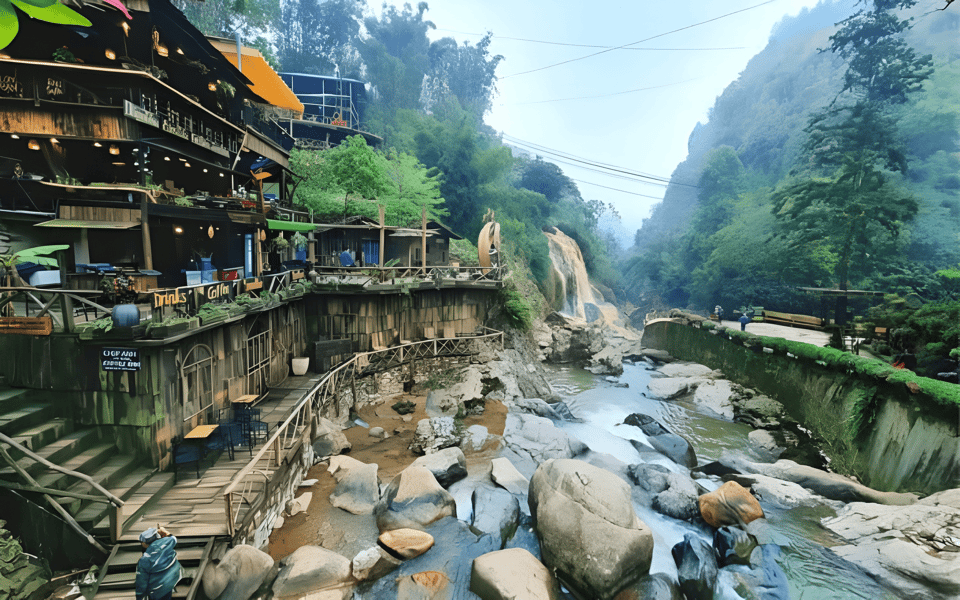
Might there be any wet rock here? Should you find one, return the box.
[500,413,588,479]
[461,425,491,452]
[549,401,578,421]
[471,486,520,544]
[672,534,718,600]
[470,548,562,600]
[735,394,786,428]
[691,461,740,478]
[509,397,564,420]
[613,572,682,600]
[396,571,450,600]
[411,447,468,488]
[271,546,351,599]
[351,547,382,581]
[746,430,784,461]
[627,432,696,468]
[640,348,674,363]
[718,455,918,505]
[587,345,625,376]
[732,473,841,510]
[409,417,462,455]
[544,322,604,364]
[691,379,735,419]
[714,526,759,567]
[646,377,697,400]
[628,463,701,521]
[312,417,351,458]
[358,517,500,599]
[529,459,654,599]
[374,466,457,533]
[378,528,435,560]
[698,481,764,528]
[658,362,716,378]
[725,544,790,600]
[484,347,556,401]
[820,490,960,600]
[328,456,380,515]
[201,545,275,600]
[490,457,529,496]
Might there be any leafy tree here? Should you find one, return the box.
[424,33,503,115]
[772,152,917,292]
[359,2,434,112]
[277,0,363,75]
[517,158,571,203]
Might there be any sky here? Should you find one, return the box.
[375,0,829,244]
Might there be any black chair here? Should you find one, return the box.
[205,424,235,461]
[216,409,253,458]
[236,407,269,446]
[171,437,201,482]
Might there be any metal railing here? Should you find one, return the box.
[221,327,504,537]
[310,265,504,285]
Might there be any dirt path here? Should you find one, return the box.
[267,392,507,562]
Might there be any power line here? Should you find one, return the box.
[501,0,779,79]
[433,28,747,52]
[503,133,699,189]
[570,178,665,201]
[502,78,700,106]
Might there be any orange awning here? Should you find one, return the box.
[212,42,304,115]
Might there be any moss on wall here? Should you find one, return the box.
[644,319,959,494]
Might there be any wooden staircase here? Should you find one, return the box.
[0,385,172,541]
[91,537,222,600]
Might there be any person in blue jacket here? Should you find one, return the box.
[739,313,751,331]
[135,527,182,600]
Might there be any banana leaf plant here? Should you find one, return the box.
[0,244,68,286]
[0,0,132,51]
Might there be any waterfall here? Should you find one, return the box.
[544,228,609,322]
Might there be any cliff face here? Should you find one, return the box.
[642,319,959,494]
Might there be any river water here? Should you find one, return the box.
[546,361,899,600]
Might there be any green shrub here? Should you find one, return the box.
[500,286,534,331]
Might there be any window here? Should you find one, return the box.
[180,344,214,421]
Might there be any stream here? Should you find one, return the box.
[546,360,898,600]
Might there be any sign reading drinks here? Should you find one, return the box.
[152,281,233,308]
[101,347,141,371]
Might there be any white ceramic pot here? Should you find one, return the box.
[291,357,309,376]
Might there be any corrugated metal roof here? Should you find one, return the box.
[35,219,139,229]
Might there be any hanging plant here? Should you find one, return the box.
[291,232,307,251]
[273,235,289,250]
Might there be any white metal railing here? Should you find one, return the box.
[221,327,504,536]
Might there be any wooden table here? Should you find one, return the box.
[232,395,258,410]
[184,424,219,440]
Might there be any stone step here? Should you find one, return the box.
[10,418,73,453]
[75,466,156,528]
[34,443,116,491]
[0,387,31,412]
[0,428,101,478]
[98,566,198,589]
[0,403,56,437]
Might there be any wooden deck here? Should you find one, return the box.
[116,374,321,542]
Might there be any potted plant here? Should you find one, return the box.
[291,232,308,252]
[146,314,199,338]
[197,302,229,326]
[291,356,310,376]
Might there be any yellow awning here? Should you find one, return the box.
[212,42,304,115]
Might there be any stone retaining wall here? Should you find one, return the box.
[642,319,959,494]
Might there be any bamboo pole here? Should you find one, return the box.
[0,444,108,554]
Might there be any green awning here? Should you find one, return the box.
[266,219,316,232]
[35,219,140,229]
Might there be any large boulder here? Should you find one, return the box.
[484,347,557,401]
[672,534,718,600]
[271,546,351,599]
[713,527,759,567]
[622,414,697,467]
[311,417,351,457]
[691,379,736,420]
[328,456,380,515]
[411,447,468,488]
[471,486,521,544]
[723,544,790,600]
[509,397,564,420]
[490,457,529,496]
[820,489,960,600]
[529,459,654,599]
[698,481,764,528]
[627,464,700,521]
[409,418,462,455]
[426,367,484,417]
[374,466,457,533]
[500,413,588,478]
[718,455,918,505]
[378,528,435,560]
[470,548,562,600]
[352,546,402,582]
[201,544,275,600]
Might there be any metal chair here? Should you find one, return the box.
[236,407,269,446]
[216,409,252,458]
[171,437,201,482]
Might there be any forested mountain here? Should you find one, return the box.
[174,0,620,313]
[628,1,960,316]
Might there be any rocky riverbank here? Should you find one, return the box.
[195,328,960,600]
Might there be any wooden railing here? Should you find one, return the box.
[0,287,112,333]
[221,327,504,537]
[310,265,504,285]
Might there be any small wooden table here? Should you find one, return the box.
[185,424,219,440]
[232,395,258,411]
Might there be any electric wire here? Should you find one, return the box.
[503,133,699,189]
[433,28,747,51]
[500,0,779,79]
[570,178,666,200]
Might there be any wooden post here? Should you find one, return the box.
[224,492,235,537]
[140,193,153,270]
[379,205,385,268]
[421,207,427,277]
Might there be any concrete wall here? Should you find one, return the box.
[642,319,960,494]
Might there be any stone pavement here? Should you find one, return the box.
[717,319,830,346]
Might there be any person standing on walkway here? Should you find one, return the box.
[135,526,182,600]
[714,305,724,322]
[739,313,751,331]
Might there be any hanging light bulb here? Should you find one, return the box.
[28,140,40,151]
[105,49,116,60]
[207,225,214,238]
[109,145,120,155]
[93,141,102,147]
[259,229,266,242]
